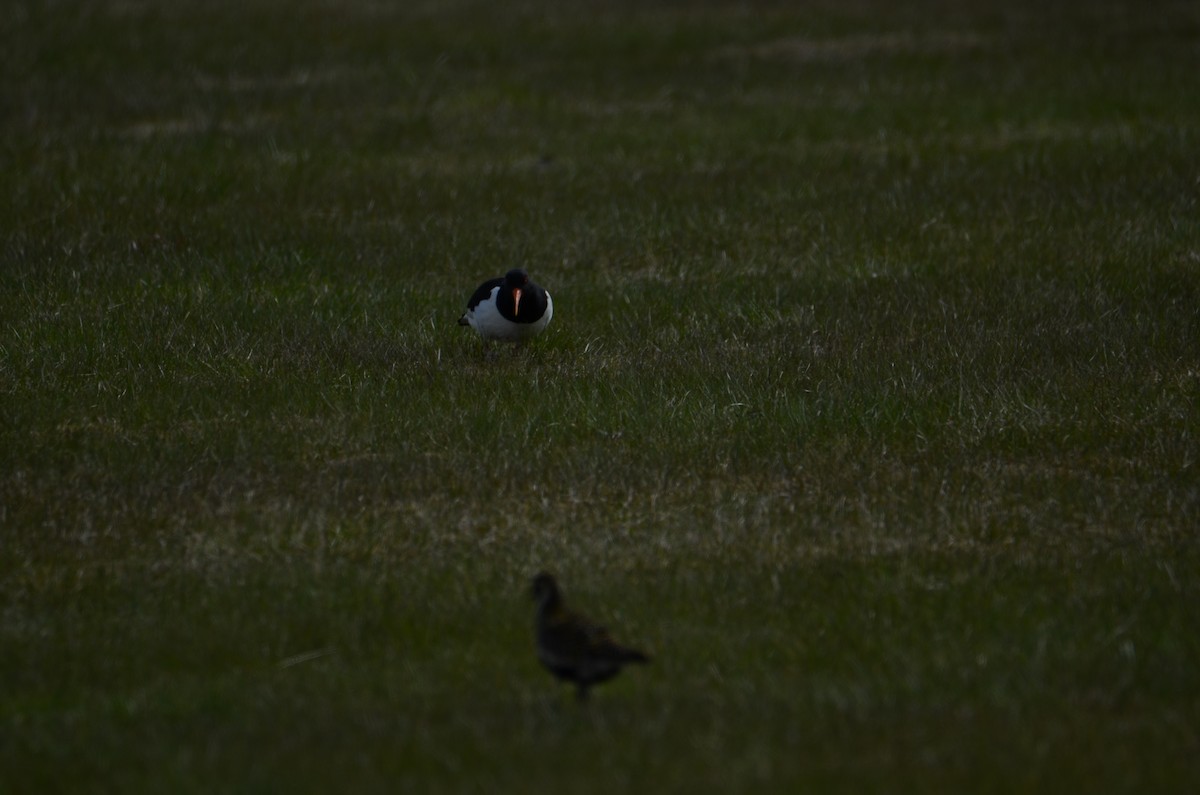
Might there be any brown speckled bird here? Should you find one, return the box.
[531,572,649,701]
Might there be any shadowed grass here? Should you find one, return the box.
[3,0,1200,792]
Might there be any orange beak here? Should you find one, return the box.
[512,287,523,317]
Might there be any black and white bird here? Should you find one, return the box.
[457,268,553,343]
[531,572,649,701]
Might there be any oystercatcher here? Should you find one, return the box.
[531,572,650,701]
[457,268,553,343]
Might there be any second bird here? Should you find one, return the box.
[531,572,650,701]
[457,268,553,343]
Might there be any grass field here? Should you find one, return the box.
[3,0,1199,791]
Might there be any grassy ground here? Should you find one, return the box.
[2,0,1199,791]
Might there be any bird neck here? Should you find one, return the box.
[536,591,563,619]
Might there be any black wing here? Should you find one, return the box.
[465,277,503,311]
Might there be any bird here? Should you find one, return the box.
[457,268,553,343]
[531,572,649,701]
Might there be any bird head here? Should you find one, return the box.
[531,571,561,607]
[504,268,530,317]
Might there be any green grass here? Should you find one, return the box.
[2,0,1199,791]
